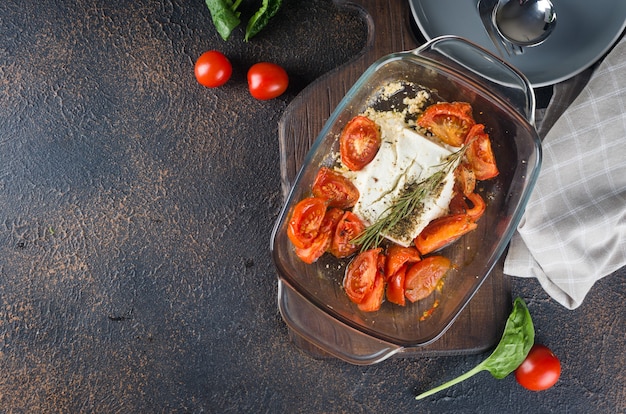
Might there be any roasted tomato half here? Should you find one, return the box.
[311,167,360,209]
[385,245,421,279]
[340,115,381,171]
[386,263,407,306]
[404,256,451,303]
[455,163,476,196]
[344,248,382,304]
[414,214,477,255]
[357,253,386,312]
[329,211,365,258]
[465,123,499,180]
[449,192,486,222]
[294,207,343,264]
[417,102,475,147]
[287,197,328,249]
[464,192,486,221]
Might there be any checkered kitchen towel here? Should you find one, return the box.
[504,33,626,309]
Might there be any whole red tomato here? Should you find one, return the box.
[515,344,561,391]
[194,50,232,88]
[247,62,289,100]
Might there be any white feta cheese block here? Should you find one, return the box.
[348,115,457,247]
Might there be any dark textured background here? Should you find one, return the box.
[0,1,624,412]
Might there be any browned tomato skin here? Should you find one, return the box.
[339,116,382,171]
[404,256,451,303]
[329,211,365,259]
[311,167,360,209]
[414,214,478,255]
[464,192,486,221]
[343,248,382,304]
[287,197,328,249]
[465,123,499,180]
[417,102,476,147]
[455,163,476,196]
[357,253,386,312]
[294,232,331,264]
[385,245,421,279]
[294,207,343,264]
[386,264,407,306]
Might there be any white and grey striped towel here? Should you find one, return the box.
[504,33,626,309]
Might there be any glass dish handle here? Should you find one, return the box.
[277,280,402,365]
[413,35,536,126]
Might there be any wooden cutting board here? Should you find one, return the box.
[277,0,512,357]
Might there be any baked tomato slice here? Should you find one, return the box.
[464,123,499,180]
[386,263,407,306]
[385,245,421,279]
[287,197,328,249]
[417,102,475,147]
[465,192,486,221]
[455,163,476,196]
[414,214,477,255]
[294,207,343,264]
[358,255,386,312]
[295,232,330,264]
[329,211,365,258]
[448,192,486,222]
[311,167,360,209]
[404,256,451,303]
[340,115,381,171]
[344,248,382,304]
[449,192,469,216]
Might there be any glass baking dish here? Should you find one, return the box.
[271,36,541,364]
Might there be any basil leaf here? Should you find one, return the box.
[482,297,535,378]
[205,0,241,41]
[415,297,535,400]
[245,0,283,41]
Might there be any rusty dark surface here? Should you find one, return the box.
[0,1,624,412]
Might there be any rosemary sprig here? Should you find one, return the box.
[352,146,467,252]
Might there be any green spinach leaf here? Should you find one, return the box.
[205,0,242,41]
[204,0,282,42]
[415,297,535,400]
[245,0,283,41]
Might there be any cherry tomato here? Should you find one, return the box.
[343,248,382,304]
[287,197,328,249]
[340,116,381,171]
[417,102,475,147]
[386,263,407,306]
[385,245,421,279]
[465,123,499,180]
[329,211,365,258]
[404,256,451,303]
[294,207,343,264]
[194,50,232,88]
[414,214,478,255]
[515,344,561,391]
[311,167,360,209]
[247,62,289,100]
